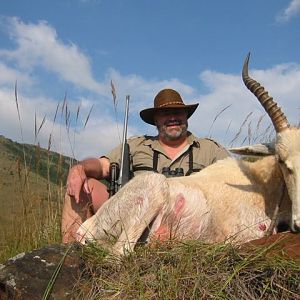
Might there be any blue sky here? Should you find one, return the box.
[0,0,299,159]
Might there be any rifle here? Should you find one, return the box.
[108,95,131,197]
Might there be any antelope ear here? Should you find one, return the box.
[229,142,275,156]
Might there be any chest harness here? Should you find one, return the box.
[133,146,202,177]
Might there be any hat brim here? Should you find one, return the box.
[140,103,199,125]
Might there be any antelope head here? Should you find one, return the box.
[243,53,300,232]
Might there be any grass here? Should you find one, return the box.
[0,135,68,261]
[0,85,82,262]
[74,240,300,299]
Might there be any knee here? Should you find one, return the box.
[87,178,109,212]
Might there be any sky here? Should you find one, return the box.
[0,0,299,160]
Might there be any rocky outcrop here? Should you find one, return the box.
[0,243,84,300]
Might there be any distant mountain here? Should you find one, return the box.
[0,135,75,185]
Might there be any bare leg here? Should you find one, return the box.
[61,179,109,243]
[88,178,109,211]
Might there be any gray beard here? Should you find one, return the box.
[157,124,188,141]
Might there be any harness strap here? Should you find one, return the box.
[186,147,199,176]
[132,166,156,172]
[264,185,286,237]
[132,146,199,176]
[153,150,159,172]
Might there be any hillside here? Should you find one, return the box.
[0,135,75,246]
[0,135,74,184]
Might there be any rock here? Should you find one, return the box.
[0,243,84,299]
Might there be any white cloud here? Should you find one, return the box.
[0,17,104,94]
[1,61,299,160]
[0,18,299,159]
[0,62,33,86]
[105,68,196,114]
[188,62,300,148]
[276,0,300,22]
[0,86,119,160]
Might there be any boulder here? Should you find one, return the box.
[0,243,84,299]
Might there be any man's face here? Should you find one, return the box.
[154,109,188,141]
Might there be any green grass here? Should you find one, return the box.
[74,240,300,299]
[0,135,71,262]
[0,86,85,262]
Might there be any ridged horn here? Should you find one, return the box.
[242,52,290,132]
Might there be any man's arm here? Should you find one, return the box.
[66,157,110,203]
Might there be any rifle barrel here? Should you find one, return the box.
[118,95,130,189]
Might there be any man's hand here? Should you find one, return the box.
[66,164,91,203]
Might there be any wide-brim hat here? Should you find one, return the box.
[140,88,199,125]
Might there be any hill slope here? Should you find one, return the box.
[0,135,75,246]
[0,134,74,185]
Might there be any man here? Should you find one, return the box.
[62,88,229,243]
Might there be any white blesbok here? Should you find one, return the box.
[77,54,300,255]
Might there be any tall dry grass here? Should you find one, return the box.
[0,84,93,263]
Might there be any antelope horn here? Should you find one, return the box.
[242,52,290,132]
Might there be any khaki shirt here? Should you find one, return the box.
[104,132,229,177]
